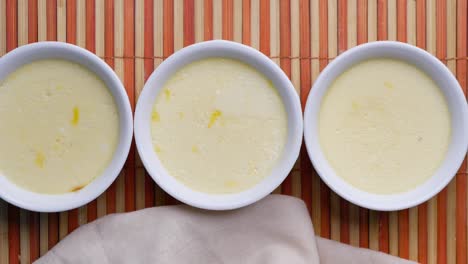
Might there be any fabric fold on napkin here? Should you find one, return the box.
[36,195,415,264]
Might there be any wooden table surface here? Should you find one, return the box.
[0,0,467,263]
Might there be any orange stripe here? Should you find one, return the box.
[396,0,406,42]
[357,0,367,44]
[204,0,213,40]
[456,174,467,264]
[396,1,409,259]
[299,0,312,215]
[28,3,40,261]
[398,210,410,259]
[66,0,79,233]
[184,0,195,45]
[242,0,250,45]
[337,0,349,243]
[6,0,17,51]
[379,212,390,253]
[48,214,58,248]
[29,0,38,42]
[123,0,136,212]
[376,1,389,253]
[456,0,467,175]
[143,0,155,208]
[85,0,98,221]
[377,0,387,40]
[318,0,330,238]
[436,0,447,262]
[46,0,57,40]
[104,0,116,214]
[415,2,428,262]
[280,0,293,196]
[259,0,269,54]
[8,206,19,264]
[222,0,234,40]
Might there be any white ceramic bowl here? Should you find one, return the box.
[304,41,468,211]
[135,40,303,210]
[0,42,133,212]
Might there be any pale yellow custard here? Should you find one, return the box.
[151,58,288,194]
[0,59,119,194]
[319,59,451,194]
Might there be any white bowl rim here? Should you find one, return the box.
[303,41,468,211]
[0,42,133,212]
[134,40,303,210]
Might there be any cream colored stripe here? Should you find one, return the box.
[368,0,379,251]
[387,0,396,40]
[57,0,69,239]
[368,0,377,41]
[233,0,242,43]
[174,0,183,50]
[270,0,279,196]
[76,0,87,225]
[18,0,28,46]
[0,4,7,263]
[20,210,29,264]
[387,0,398,255]
[213,0,222,39]
[447,182,456,264]
[77,0,86,47]
[327,0,340,242]
[95,0,104,56]
[347,0,359,247]
[154,0,164,205]
[426,0,437,261]
[389,211,398,256]
[57,0,66,42]
[39,213,48,256]
[369,211,379,250]
[135,0,145,211]
[407,0,416,45]
[38,0,47,41]
[406,2,418,260]
[114,0,125,213]
[310,0,321,233]
[154,0,163,64]
[347,0,357,48]
[290,0,301,198]
[270,0,280,65]
[194,0,204,43]
[250,0,259,49]
[446,5,456,262]
[349,204,359,246]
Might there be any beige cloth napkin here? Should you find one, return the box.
[36,195,415,264]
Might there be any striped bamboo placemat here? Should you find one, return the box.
[0,0,467,263]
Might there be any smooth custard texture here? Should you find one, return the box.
[319,59,451,194]
[0,59,119,194]
[151,58,288,194]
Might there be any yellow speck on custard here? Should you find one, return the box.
[178,112,184,119]
[164,89,171,101]
[71,185,85,192]
[35,151,46,168]
[191,145,199,153]
[224,180,238,188]
[383,81,394,89]
[56,85,63,90]
[154,145,162,153]
[208,110,222,128]
[351,101,360,110]
[71,106,80,125]
[151,110,160,122]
